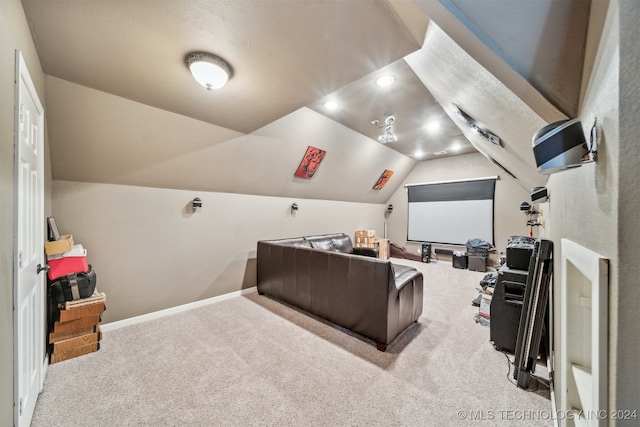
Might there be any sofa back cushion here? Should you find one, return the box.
[274,238,312,248]
[307,237,337,251]
[331,234,354,253]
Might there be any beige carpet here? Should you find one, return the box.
[32,258,552,426]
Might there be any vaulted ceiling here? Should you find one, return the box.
[21,0,592,200]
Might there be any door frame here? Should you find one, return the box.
[13,49,47,427]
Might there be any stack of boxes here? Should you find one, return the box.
[45,233,105,364]
[466,243,491,272]
[354,229,376,248]
[49,294,105,364]
[354,230,389,259]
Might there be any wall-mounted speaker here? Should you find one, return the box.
[422,243,431,263]
[532,119,588,174]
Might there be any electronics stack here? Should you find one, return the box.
[489,236,535,353]
[466,239,493,272]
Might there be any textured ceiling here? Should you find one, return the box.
[21,0,472,161]
[308,58,474,160]
[21,0,425,134]
[21,0,589,194]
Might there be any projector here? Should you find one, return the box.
[532,119,588,174]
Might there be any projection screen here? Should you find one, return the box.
[406,177,496,246]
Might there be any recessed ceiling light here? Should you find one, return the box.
[425,121,441,132]
[376,75,395,87]
[451,142,462,151]
[324,100,339,110]
[434,150,448,156]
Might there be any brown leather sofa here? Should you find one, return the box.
[256,233,423,351]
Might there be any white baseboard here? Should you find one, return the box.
[101,287,257,332]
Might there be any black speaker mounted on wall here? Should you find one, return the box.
[422,243,431,263]
[532,119,588,174]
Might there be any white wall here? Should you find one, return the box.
[616,0,640,416]
[385,152,531,256]
[53,180,388,323]
[44,77,416,204]
[545,0,640,418]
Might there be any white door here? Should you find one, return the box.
[14,50,46,427]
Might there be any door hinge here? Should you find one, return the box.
[18,251,23,269]
[19,397,23,416]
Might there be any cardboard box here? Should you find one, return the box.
[44,234,74,256]
[375,238,389,260]
[479,293,492,319]
[355,230,376,238]
[355,236,376,245]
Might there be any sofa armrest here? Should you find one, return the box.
[353,247,379,258]
[394,269,423,290]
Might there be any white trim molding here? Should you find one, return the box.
[559,239,608,427]
[101,287,257,332]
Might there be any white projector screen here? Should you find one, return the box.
[406,177,496,246]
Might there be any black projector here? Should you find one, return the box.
[532,119,588,174]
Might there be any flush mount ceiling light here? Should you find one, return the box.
[376,75,395,87]
[185,52,233,90]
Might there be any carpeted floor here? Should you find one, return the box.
[32,258,552,426]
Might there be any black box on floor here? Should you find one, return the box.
[490,266,528,353]
[468,255,487,272]
[452,251,467,269]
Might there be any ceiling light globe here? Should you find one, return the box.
[186,52,233,90]
[376,75,395,87]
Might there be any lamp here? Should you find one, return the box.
[185,52,233,90]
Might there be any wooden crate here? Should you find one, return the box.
[50,342,100,364]
[51,327,102,354]
[49,324,99,343]
[375,238,390,260]
[48,292,106,363]
[58,301,105,322]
